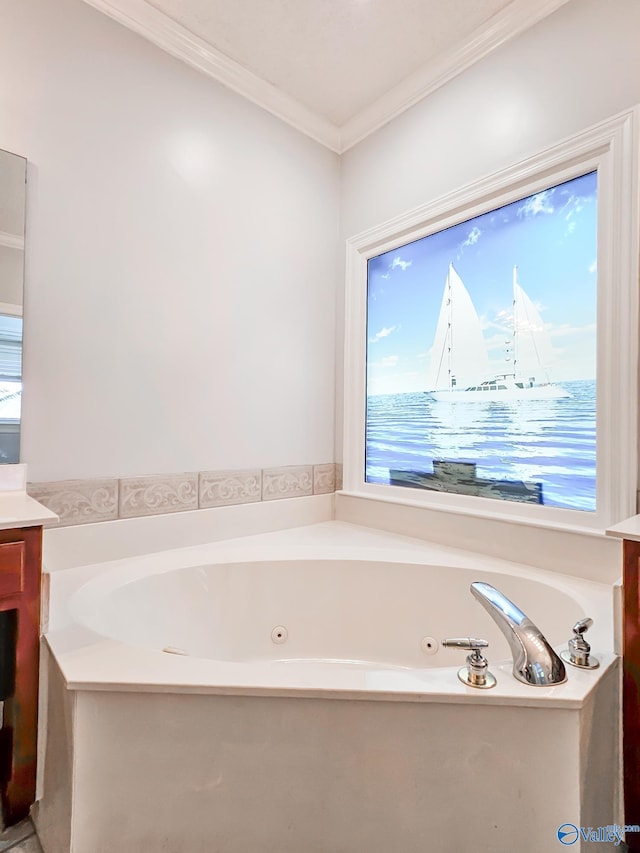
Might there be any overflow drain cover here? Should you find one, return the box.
[271,626,288,644]
[421,637,439,655]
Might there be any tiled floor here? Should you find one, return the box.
[0,820,42,852]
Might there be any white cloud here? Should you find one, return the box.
[483,308,514,335]
[462,226,482,248]
[558,192,594,242]
[484,299,547,336]
[562,194,589,220]
[368,325,397,344]
[518,190,555,217]
[380,355,399,367]
[588,260,597,274]
[381,256,412,278]
[391,256,411,271]
[457,226,482,259]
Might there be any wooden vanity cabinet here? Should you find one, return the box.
[0,525,43,826]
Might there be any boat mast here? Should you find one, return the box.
[512,265,518,381]
[447,263,453,389]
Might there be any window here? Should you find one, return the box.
[343,110,639,530]
[366,172,597,513]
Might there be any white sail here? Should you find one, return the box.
[426,263,490,391]
[513,267,555,385]
[425,277,452,391]
[425,262,569,402]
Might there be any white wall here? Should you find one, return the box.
[338,0,640,458]
[0,0,339,481]
[3,0,637,483]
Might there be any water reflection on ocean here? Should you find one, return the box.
[365,380,596,512]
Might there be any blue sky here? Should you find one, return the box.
[367,171,598,395]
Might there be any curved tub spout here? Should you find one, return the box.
[470,582,567,686]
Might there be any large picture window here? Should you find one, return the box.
[343,110,639,531]
[365,172,597,512]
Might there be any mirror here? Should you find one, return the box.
[0,149,25,464]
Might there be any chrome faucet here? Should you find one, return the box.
[470,582,567,686]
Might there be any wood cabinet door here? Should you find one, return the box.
[0,526,42,825]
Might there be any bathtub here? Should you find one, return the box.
[37,521,620,853]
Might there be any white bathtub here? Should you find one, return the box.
[37,521,620,853]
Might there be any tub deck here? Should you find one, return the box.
[44,521,616,709]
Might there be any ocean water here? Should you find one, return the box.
[365,380,596,512]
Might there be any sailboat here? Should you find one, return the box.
[425,263,570,402]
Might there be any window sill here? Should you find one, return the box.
[336,489,612,539]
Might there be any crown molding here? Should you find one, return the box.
[80,0,342,152]
[339,0,572,151]
[0,232,24,251]
[81,0,570,155]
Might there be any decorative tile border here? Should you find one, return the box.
[119,474,198,518]
[262,466,313,501]
[199,469,262,508]
[27,479,119,526]
[28,462,339,527]
[313,463,335,495]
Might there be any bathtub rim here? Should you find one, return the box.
[43,521,617,709]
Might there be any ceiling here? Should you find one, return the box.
[82,0,569,152]
[143,0,515,126]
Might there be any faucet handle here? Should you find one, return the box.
[442,637,488,650]
[442,637,496,689]
[561,617,599,670]
[572,617,593,635]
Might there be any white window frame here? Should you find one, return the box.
[343,108,640,533]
